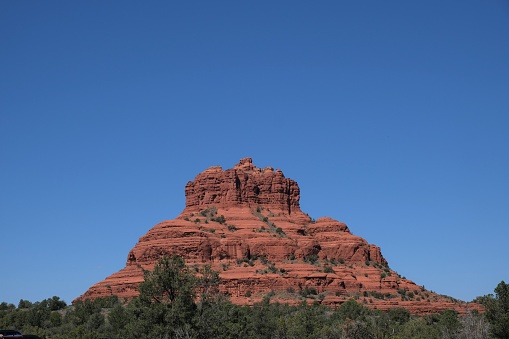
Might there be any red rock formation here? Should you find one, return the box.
[184,158,301,214]
[76,158,482,315]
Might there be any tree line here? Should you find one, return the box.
[1,256,508,339]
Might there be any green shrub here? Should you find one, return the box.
[300,286,318,297]
[215,215,226,224]
[267,264,277,274]
[323,265,334,273]
[304,254,319,265]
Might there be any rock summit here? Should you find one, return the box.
[77,158,480,314]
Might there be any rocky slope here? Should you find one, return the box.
[77,158,481,314]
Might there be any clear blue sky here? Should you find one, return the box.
[1,1,508,305]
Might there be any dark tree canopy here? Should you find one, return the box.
[485,280,509,338]
[0,257,499,339]
[138,255,197,305]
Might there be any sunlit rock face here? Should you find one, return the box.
[184,157,301,214]
[76,158,482,315]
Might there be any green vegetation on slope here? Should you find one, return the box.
[1,257,506,339]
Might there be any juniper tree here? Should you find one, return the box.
[485,280,509,338]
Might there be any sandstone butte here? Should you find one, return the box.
[76,158,482,315]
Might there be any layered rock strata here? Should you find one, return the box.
[77,158,481,314]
